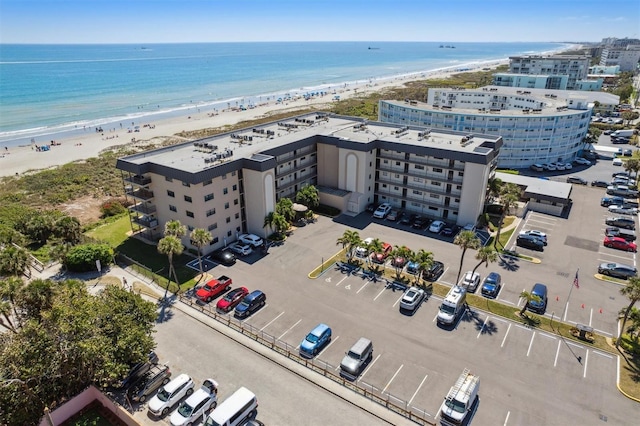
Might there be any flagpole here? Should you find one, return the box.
[562,268,579,322]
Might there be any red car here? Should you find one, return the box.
[196,276,232,303]
[603,236,637,252]
[216,287,249,313]
[371,243,392,264]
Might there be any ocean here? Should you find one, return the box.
[0,41,568,147]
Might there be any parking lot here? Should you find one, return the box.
[133,132,640,425]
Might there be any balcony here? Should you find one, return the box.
[275,160,317,178]
[132,216,159,229]
[129,202,157,215]
[126,188,154,201]
[124,175,152,187]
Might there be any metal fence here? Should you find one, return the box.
[179,295,436,426]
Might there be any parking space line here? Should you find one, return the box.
[537,332,557,341]
[335,275,349,287]
[392,294,404,308]
[278,319,301,340]
[408,374,428,405]
[373,287,387,301]
[594,328,613,337]
[583,350,589,378]
[259,311,285,331]
[554,339,562,367]
[501,323,512,348]
[382,364,404,393]
[496,283,505,299]
[593,349,614,359]
[526,332,536,357]
[317,335,339,357]
[358,354,381,381]
[357,279,371,294]
[504,411,510,426]
[477,316,489,339]
[242,303,268,322]
[589,308,593,327]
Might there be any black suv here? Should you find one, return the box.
[422,261,445,281]
[605,217,636,230]
[516,234,544,251]
[120,351,159,389]
[127,364,171,403]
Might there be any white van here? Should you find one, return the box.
[204,387,257,426]
[437,286,467,325]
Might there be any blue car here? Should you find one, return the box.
[481,272,502,298]
[406,261,420,275]
[299,323,332,358]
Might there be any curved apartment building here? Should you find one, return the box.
[378,86,602,169]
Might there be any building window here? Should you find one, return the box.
[203,179,212,186]
[232,171,236,176]
[182,181,190,187]
[236,226,241,232]
[225,202,230,209]
[204,193,214,202]
[412,190,422,195]
[212,237,219,244]
[223,188,229,195]
[169,205,177,212]
[167,190,175,198]
[165,176,173,182]
[233,184,237,191]
[413,177,423,182]
[433,168,443,173]
[430,194,440,199]
[234,198,239,205]
[206,208,216,217]
[458,172,464,177]
[227,230,232,237]
[432,181,442,186]
[208,223,218,231]
[222,174,227,180]
[414,164,425,170]
[395,161,401,166]
[187,225,194,231]
[184,195,192,203]
[235,213,240,219]
[226,217,231,223]
[186,211,194,218]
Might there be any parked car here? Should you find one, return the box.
[373,203,392,219]
[574,158,591,166]
[516,234,544,251]
[371,242,392,264]
[598,262,638,279]
[406,261,420,275]
[461,271,481,293]
[603,236,637,252]
[234,290,266,319]
[229,242,253,256]
[566,176,587,185]
[605,227,637,241]
[196,276,232,303]
[564,163,573,170]
[412,216,429,230]
[520,230,547,245]
[623,149,634,157]
[554,163,566,171]
[238,233,264,247]
[526,283,548,314]
[605,217,636,230]
[386,209,403,221]
[128,364,171,403]
[422,261,445,281]
[399,287,426,312]
[391,255,407,268]
[429,220,446,233]
[299,323,332,358]
[209,249,236,266]
[216,287,249,313]
[530,164,545,172]
[612,171,630,178]
[366,203,378,213]
[354,237,374,258]
[400,213,415,226]
[601,196,625,207]
[481,272,502,298]
[169,379,218,426]
[148,374,195,418]
[120,351,159,389]
[441,225,459,237]
[591,180,609,188]
[607,205,638,216]
[544,163,557,171]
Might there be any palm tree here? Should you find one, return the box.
[617,277,640,347]
[519,290,541,316]
[263,212,276,236]
[0,276,24,327]
[276,198,296,223]
[296,185,320,209]
[190,228,212,277]
[157,236,184,298]
[272,213,290,238]
[389,245,411,279]
[164,220,186,238]
[0,301,17,333]
[624,158,640,181]
[486,176,503,204]
[453,230,481,283]
[471,246,498,274]
[413,249,434,285]
[366,238,384,270]
[53,216,82,244]
[494,183,520,250]
[336,230,361,261]
[0,246,30,277]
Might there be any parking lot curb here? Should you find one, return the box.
[616,356,640,403]
[593,273,628,287]
[171,299,418,426]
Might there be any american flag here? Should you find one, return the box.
[573,270,580,289]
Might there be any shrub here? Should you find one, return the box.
[100,198,127,218]
[64,243,114,272]
[315,204,341,217]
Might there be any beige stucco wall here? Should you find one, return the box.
[242,167,275,239]
[316,143,339,188]
[458,162,490,225]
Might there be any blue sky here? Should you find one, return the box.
[1,0,638,44]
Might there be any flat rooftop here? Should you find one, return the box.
[119,113,500,174]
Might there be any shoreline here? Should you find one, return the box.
[0,43,576,148]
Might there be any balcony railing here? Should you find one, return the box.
[132,216,159,229]
[126,188,154,201]
[129,203,157,215]
[124,175,152,186]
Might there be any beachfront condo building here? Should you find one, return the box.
[492,73,602,91]
[378,86,618,169]
[116,113,501,254]
[508,55,590,90]
[599,45,640,72]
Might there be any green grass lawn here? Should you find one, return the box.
[86,215,131,247]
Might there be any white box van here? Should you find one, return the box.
[204,387,258,426]
[439,368,480,426]
[437,286,467,325]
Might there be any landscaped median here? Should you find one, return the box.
[308,248,346,278]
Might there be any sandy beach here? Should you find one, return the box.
[0,61,508,178]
